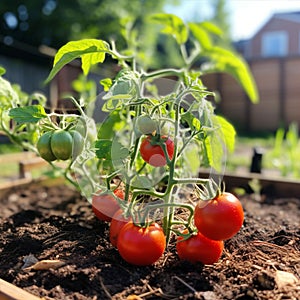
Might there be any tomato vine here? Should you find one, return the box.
[0,13,257,266]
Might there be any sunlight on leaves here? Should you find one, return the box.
[201,47,258,103]
[189,23,212,50]
[213,115,236,153]
[150,13,188,44]
[46,39,110,82]
[9,105,47,123]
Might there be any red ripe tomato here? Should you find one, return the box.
[117,222,166,266]
[139,135,174,167]
[194,192,244,241]
[92,188,124,222]
[113,188,125,200]
[109,209,131,247]
[176,231,224,265]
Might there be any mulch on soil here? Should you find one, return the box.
[0,183,299,300]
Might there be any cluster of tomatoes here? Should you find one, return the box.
[92,188,166,266]
[90,115,245,266]
[37,129,84,161]
[92,187,244,266]
[177,192,244,265]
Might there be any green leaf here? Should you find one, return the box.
[181,111,201,132]
[202,46,259,103]
[102,98,123,112]
[213,115,236,153]
[183,143,201,175]
[199,21,223,36]
[0,77,19,109]
[111,141,130,168]
[46,39,110,83]
[0,66,6,76]
[150,13,188,44]
[273,127,285,155]
[202,116,235,171]
[100,78,112,92]
[189,23,212,50]
[95,139,112,160]
[203,132,224,172]
[9,105,47,123]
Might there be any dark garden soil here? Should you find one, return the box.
[0,182,299,300]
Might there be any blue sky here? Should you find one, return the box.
[164,0,300,40]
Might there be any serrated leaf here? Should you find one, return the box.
[9,105,47,123]
[213,115,236,153]
[192,117,201,131]
[0,77,19,109]
[46,39,110,83]
[95,139,112,160]
[181,111,201,132]
[100,78,112,92]
[183,143,201,175]
[189,23,212,50]
[0,66,6,76]
[150,13,188,44]
[202,46,259,103]
[111,141,130,169]
[203,133,224,172]
[199,21,223,36]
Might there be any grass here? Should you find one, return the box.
[0,141,23,181]
[226,133,276,174]
[0,142,22,155]
[227,130,300,180]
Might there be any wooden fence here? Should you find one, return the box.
[202,56,300,132]
[2,49,300,133]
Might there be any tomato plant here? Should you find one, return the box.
[140,135,174,167]
[194,192,244,241]
[176,231,224,265]
[92,188,125,222]
[117,222,166,266]
[0,12,258,266]
[109,209,132,247]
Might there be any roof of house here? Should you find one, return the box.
[273,11,300,23]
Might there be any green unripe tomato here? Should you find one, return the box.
[70,130,84,158]
[50,130,73,160]
[37,131,56,162]
[136,115,157,135]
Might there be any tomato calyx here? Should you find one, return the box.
[174,227,196,242]
[146,133,169,146]
[194,179,222,202]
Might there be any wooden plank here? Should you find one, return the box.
[19,157,48,179]
[0,278,42,300]
[0,152,36,164]
[0,177,65,196]
[199,171,300,198]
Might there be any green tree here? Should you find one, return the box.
[0,0,174,49]
[209,0,232,47]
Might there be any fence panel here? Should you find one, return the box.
[203,56,300,132]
